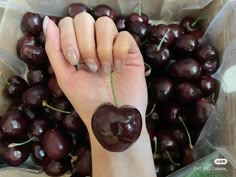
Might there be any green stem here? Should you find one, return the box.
[138,1,142,16]
[146,103,156,118]
[110,72,119,108]
[178,116,193,149]
[8,137,36,148]
[42,100,71,114]
[144,63,152,77]
[0,74,10,85]
[191,15,203,27]
[166,151,181,166]
[153,136,159,159]
[157,29,170,51]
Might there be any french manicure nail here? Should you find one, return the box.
[115,60,122,71]
[103,63,111,74]
[43,16,49,35]
[66,48,79,65]
[87,59,98,72]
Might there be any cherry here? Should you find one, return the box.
[181,146,198,166]
[164,161,180,176]
[170,58,202,80]
[168,24,185,38]
[131,33,141,47]
[43,157,70,176]
[43,129,73,160]
[172,128,188,145]
[180,16,201,33]
[149,24,175,47]
[92,4,116,20]
[201,60,218,74]
[115,16,127,31]
[39,31,46,44]
[16,34,37,56]
[31,143,47,165]
[20,45,47,67]
[149,78,174,103]
[47,16,61,25]
[91,103,142,152]
[174,34,198,54]
[0,127,6,141]
[127,21,148,40]
[1,75,29,99]
[62,110,87,135]
[1,142,29,166]
[48,76,64,98]
[1,110,29,137]
[175,82,202,104]
[199,75,216,96]
[22,85,50,107]
[154,158,164,177]
[128,12,149,26]
[189,98,215,128]
[27,69,48,86]
[21,12,42,36]
[197,44,218,62]
[191,30,204,41]
[67,3,90,18]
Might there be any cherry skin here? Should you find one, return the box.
[43,129,73,160]
[91,4,116,20]
[91,103,142,152]
[168,24,185,38]
[181,146,198,166]
[191,30,204,41]
[128,12,149,25]
[154,158,164,177]
[201,60,218,74]
[31,143,47,165]
[43,157,70,176]
[131,33,141,47]
[21,12,42,36]
[27,69,48,86]
[67,3,90,18]
[16,34,37,56]
[115,16,127,31]
[197,44,218,62]
[127,21,148,40]
[48,76,64,98]
[164,161,180,176]
[199,75,216,96]
[174,34,198,54]
[172,128,188,145]
[180,16,200,33]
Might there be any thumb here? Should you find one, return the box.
[43,16,76,83]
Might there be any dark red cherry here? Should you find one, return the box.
[48,76,64,98]
[48,65,55,76]
[1,110,29,137]
[1,142,29,166]
[3,75,29,99]
[43,129,73,160]
[23,85,50,107]
[31,143,47,165]
[181,146,198,166]
[21,12,42,36]
[43,157,70,176]
[0,127,6,141]
[20,45,47,66]
[154,159,164,177]
[175,82,202,104]
[174,34,198,54]
[92,4,116,20]
[91,103,142,152]
[48,16,61,25]
[131,33,141,47]
[168,24,185,38]
[27,69,48,86]
[201,60,218,74]
[172,128,188,145]
[164,161,180,176]
[128,12,149,25]
[39,31,46,44]
[115,16,127,31]
[197,45,218,62]
[67,3,90,18]
[62,110,87,135]
[149,24,175,47]
[127,21,148,40]
[180,16,200,32]
[191,30,204,41]
[199,75,216,96]
[190,98,215,127]
[149,78,174,103]
[170,58,202,80]
[16,34,37,56]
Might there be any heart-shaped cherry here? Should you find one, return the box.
[91,103,142,152]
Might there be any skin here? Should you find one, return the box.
[44,12,156,177]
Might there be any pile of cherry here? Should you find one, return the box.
[0,2,219,177]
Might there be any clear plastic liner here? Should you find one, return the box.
[0,0,235,176]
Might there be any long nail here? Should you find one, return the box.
[86,59,98,72]
[66,48,79,65]
[103,63,111,74]
[115,60,122,71]
[43,16,49,35]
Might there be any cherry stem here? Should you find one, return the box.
[191,15,203,27]
[69,153,78,163]
[157,29,170,51]
[8,137,36,148]
[146,103,156,118]
[0,74,10,85]
[178,116,193,149]
[144,63,152,77]
[110,72,119,108]
[42,100,71,114]
[166,151,181,167]
[153,136,159,160]
[138,1,142,16]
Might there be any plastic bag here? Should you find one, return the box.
[0,0,235,176]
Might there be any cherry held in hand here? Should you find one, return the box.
[91,72,142,152]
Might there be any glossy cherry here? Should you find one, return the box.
[43,157,70,176]
[92,4,116,20]
[16,34,37,56]
[31,143,47,165]
[127,21,148,40]
[168,24,185,38]
[21,12,42,36]
[115,16,127,31]
[27,69,48,86]
[128,12,149,25]
[197,44,218,62]
[199,75,216,96]
[48,76,64,98]
[180,16,200,33]
[67,3,90,18]
[174,34,198,54]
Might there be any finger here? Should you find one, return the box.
[74,12,99,72]
[95,17,118,74]
[44,16,76,84]
[113,31,144,71]
[58,17,80,66]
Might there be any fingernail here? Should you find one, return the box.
[103,63,111,74]
[66,48,79,65]
[43,16,49,35]
[86,59,98,72]
[115,60,122,71]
